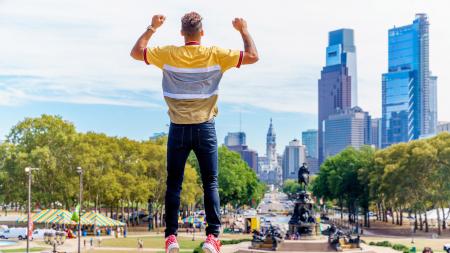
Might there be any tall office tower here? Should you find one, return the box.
[382,14,437,147]
[323,107,371,159]
[224,132,258,172]
[301,129,318,159]
[370,118,382,149]
[327,29,358,106]
[282,139,307,182]
[240,148,259,172]
[429,75,438,134]
[224,132,246,146]
[318,29,357,164]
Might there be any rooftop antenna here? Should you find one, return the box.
[239,109,242,132]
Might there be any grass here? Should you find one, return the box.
[220,234,252,240]
[362,236,448,253]
[100,236,200,249]
[85,251,165,253]
[0,248,46,252]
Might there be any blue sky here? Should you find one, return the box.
[1,0,449,154]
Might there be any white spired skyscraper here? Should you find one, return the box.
[258,118,282,185]
[266,118,277,166]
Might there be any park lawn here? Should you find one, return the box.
[362,236,448,253]
[220,234,252,240]
[86,251,165,253]
[0,248,46,252]
[100,236,200,249]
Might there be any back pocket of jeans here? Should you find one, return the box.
[198,127,217,151]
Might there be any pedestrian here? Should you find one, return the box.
[130,11,258,253]
[423,247,433,253]
[89,237,93,247]
[97,237,102,247]
[137,238,144,251]
[83,238,86,248]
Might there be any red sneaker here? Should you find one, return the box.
[165,235,180,253]
[202,234,221,253]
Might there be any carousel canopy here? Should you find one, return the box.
[18,209,95,225]
[81,211,125,227]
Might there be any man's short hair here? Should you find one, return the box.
[181,12,202,37]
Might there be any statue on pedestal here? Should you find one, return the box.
[298,163,310,190]
[288,162,317,236]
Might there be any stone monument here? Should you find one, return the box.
[288,163,318,236]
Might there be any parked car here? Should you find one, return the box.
[443,243,450,253]
[0,229,7,239]
[1,227,28,240]
[32,229,56,240]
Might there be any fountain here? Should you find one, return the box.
[287,163,318,237]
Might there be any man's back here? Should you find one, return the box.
[144,44,242,124]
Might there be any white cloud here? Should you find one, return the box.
[0,0,449,120]
[0,75,162,108]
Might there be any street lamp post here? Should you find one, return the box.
[25,167,39,253]
[77,167,83,253]
[355,199,359,235]
[192,211,196,241]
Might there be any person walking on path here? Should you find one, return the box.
[137,238,144,252]
[130,11,258,253]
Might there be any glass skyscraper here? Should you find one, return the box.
[382,14,437,147]
[318,29,356,164]
[301,129,318,159]
[327,29,358,107]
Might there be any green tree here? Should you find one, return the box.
[282,179,302,197]
[5,115,79,209]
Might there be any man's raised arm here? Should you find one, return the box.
[130,15,166,61]
[232,18,259,65]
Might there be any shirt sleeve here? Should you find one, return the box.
[143,46,172,69]
[214,47,244,72]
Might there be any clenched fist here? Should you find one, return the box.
[232,18,248,33]
[151,15,166,29]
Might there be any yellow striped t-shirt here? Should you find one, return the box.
[144,43,243,124]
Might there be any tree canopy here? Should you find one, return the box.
[0,115,264,219]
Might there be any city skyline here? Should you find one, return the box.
[1,0,450,155]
